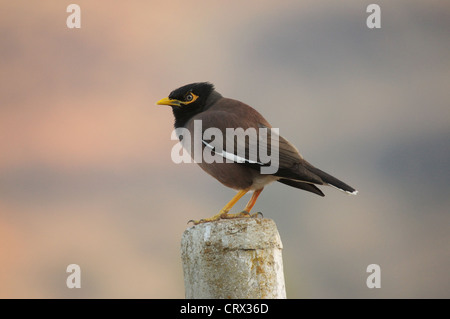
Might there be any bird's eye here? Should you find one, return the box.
[181,92,198,105]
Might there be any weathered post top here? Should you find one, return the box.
[181,218,286,299]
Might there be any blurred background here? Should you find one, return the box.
[0,0,449,298]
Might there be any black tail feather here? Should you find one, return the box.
[306,165,357,194]
[278,178,325,197]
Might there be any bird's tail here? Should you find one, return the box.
[306,164,358,195]
[278,178,325,197]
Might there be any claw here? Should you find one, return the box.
[251,211,263,219]
[187,218,207,225]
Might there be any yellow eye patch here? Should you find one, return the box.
[181,92,199,105]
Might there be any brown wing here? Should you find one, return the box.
[188,98,325,186]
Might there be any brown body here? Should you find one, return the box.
[185,96,276,190]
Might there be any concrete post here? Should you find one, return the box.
[181,218,286,299]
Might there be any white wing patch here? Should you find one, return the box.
[202,140,262,165]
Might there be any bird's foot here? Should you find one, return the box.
[188,210,263,225]
[221,210,251,219]
[188,211,229,225]
[221,211,263,219]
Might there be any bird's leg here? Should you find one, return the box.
[189,189,248,225]
[239,188,264,218]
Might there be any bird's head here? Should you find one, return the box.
[156,82,217,128]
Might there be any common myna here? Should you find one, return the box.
[157,82,357,224]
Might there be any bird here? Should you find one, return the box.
[157,82,357,224]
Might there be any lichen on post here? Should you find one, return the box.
[181,218,286,299]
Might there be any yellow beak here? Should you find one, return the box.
[156,97,181,107]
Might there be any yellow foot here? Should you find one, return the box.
[220,211,248,219]
[188,211,228,225]
[222,211,262,219]
[188,211,263,225]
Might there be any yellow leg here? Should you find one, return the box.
[221,189,249,213]
[222,188,264,219]
[242,188,263,214]
[190,189,248,225]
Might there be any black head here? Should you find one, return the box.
[156,82,215,128]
